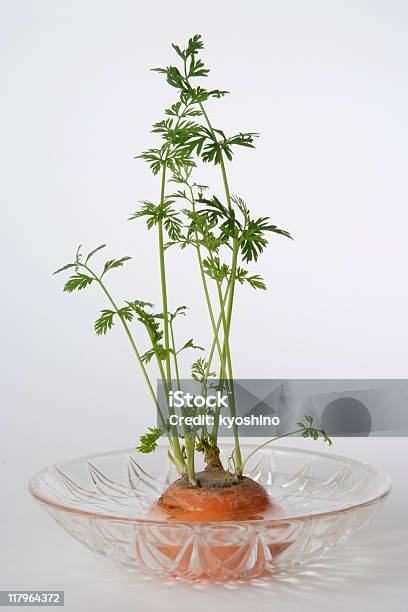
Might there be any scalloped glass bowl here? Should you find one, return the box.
[29,445,390,580]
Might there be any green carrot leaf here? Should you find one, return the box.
[141,345,172,364]
[117,306,134,322]
[202,256,230,282]
[53,262,77,275]
[297,415,333,446]
[63,273,94,293]
[191,357,216,383]
[94,309,116,335]
[85,244,107,264]
[101,256,131,277]
[137,427,165,453]
[177,338,204,354]
[235,268,267,290]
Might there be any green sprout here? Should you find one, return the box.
[54,35,329,487]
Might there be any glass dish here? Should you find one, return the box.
[29,444,390,580]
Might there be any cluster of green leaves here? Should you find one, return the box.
[124,301,203,364]
[54,245,137,338]
[184,209,223,252]
[297,416,333,446]
[181,127,258,164]
[199,195,292,263]
[163,177,286,297]
[235,268,266,290]
[137,143,196,176]
[94,307,133,336]
[125,301,167,364]
[165,99,201,119]
[153,34,227,100]
[202,256,229,282]
[170,190,290,298]
[191,357,216,383]
[137,34,258,179]
[129,198,183,241]
[55,34,303,473]
[136,426,165,453]
[137,100,199,176]
[152,118,200,147]
[201,256,266,290]
[54,245,132,292]
[62,255,130,295]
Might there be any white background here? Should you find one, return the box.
[1,1,408,610]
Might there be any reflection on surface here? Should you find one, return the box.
[91,524,405,604]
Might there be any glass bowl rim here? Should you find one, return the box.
[28,444,392,526]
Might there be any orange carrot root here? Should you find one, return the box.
[158,471,270,521]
